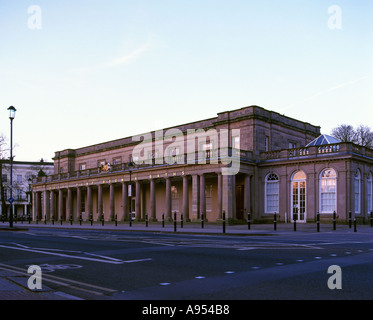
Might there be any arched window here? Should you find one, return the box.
[320,168,337,213]
[265,173,279,213]
[367,172,373,214]
[354,170,361,214]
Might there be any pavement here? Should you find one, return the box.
[0,219,372,300]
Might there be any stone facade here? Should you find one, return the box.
[31,105,373,224]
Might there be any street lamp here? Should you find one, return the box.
[128,157,134,223]
[7,106,16,228]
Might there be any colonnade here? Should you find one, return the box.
[32,171,251,223]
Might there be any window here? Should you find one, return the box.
[17,175,22,184]
[79,163,86,170]
[232,136,240,150]
[367,172,373,214]
[354,170,361,214]
[320,168,337,213]
[265,136,269,152]
[289,142,296,149]
[16,189,23,201]
[265,173,279,213]
[2,174,8,183]
[113,157,122,165]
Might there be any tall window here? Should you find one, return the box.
[354,169,361,214]
[265,173,279,213]
[320,168,337,213]
[367,172,373,214]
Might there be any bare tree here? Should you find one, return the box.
[331,124,373,148]
[355,125,373,148]
[331,124,357,143]
[0,134,9,218]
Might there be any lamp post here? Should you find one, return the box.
[128,157,134,223]
[7,106,16,228]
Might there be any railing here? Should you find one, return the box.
[260,142,372,161]
[33,148,254,184]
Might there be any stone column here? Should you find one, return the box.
[50,190,56,221]
[98,184,103,221]
[67,188,73,221]
[109,183,115,221]
[183,175,190,221]
[150,178,157,221]
[200,174,206,220]
[217,172,222,220]
[87,185,92,220]
[166,177,172,221]
[192,175,200,220]
[135,180,141,220]
[76,187,81,221]
[122,181,128,221]
[43,190,49,221]
[58,189,63,221]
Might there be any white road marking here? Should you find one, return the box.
[0,244,151,265]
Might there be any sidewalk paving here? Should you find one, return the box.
[1,220,372,300]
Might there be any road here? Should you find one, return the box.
[1,226,373,302]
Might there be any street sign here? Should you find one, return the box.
[8,197,14,203]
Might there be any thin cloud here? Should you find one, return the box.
[282,75,371,111]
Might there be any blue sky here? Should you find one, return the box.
[0,0,372,161]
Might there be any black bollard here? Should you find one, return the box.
[333,211,336,230]
[90,214,93,226]
[162,213,165,228]
[174,212,177,232]
[146,213,148,227]
[349,211,352,228]
[293,214,297,232]
[370,211,373,228]
[274,213,277,231]
[354,218,357,232]
[114,214,117,227]
[247,212,251,230]
[316,212,320,232]
[201,213,204,229]
[222,211,226,234]
[129,213,132,227]
[70,214,73,226]
[44,215,47,225]
[80,213,83,226]
[181,213,183,228]
[101,213,104,226]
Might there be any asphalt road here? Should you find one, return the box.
[1,226,373,302]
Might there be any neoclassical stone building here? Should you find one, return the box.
[32,105,373,224]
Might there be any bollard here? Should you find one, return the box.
[222,211,226,234]
[114,214,117,227]
[28,214,31,224]
[247,212,251,230]
[174,212,177,232]
[333,211,336,231]
[274,213,277,231]
[181,213,183,228]
[348,211,352,228]
[44,215,47,225]
[70,215,73,226]
[90,214,93,226]
[162,213,165,228]
[370,211,373,228]
[101,213,104,226]
[201,213,204,229]
[80,213,83,226]
[146,213,148,228]
[316,212,320,232]
[129,213,132,227]
[293,214,297,232]
[354,218,357,232]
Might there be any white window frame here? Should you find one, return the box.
[265,173,279,214]
[319,168,337,214]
